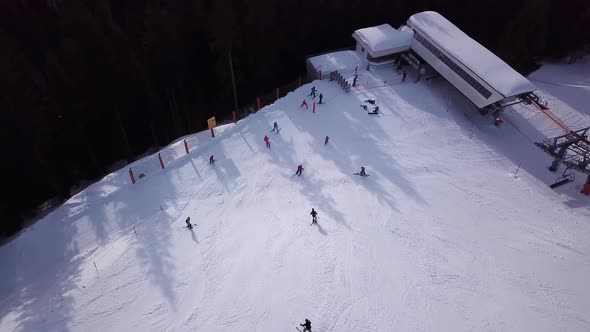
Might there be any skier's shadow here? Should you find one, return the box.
[316,223,327,236]
[189,227,199,243]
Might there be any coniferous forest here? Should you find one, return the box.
[1,0,589,237]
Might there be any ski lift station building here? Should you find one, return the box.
[307,11,536,112]
[404,11,536,110]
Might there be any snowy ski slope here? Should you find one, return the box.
[1,61,590,332]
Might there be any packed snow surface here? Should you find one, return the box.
[1,59,590,332]
[353,24,412,57]
[408,11,536,98]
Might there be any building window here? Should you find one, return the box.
[414,33,492,99]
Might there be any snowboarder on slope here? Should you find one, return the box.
[300,99,308,110]
[368,106,379,115]
[185,217,192,229]
[318,93,324,104]
[352,74,358,87]
[209,155,215,164]
[310,209,318,225]
[264,135,270,149]
[324,136,329,145]
[360,166,367,176]
[294,164,304,177]
[271,121,279,133]
[300,319,312,332]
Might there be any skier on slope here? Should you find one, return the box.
[264,135,271,149]
[308,86,317,98]
[310,209,318,225]
[300,99,308,110]
[185,217,192,229]
[300,319,312,332]
[271,121,279,133]
[209,155,215,164]
[318,93,324,104]
[294,164,304,177]
[324,136,329,145]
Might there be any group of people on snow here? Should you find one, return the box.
[301,86,324,110]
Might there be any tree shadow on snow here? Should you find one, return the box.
[257,83,429,231]
[0,209,83,331]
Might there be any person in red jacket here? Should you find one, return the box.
[264,135,270,149]
[294,164,304,177]
[300,99,308,110]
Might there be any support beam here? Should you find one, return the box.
[549,146,568,172]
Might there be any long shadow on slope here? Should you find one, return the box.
[115,167,183,309]
[256,84,428,230]
[282,86,427,208]
[421,78,590,213]
[239,112,351,229]
[210,146,242,193]
[0,211,82,331]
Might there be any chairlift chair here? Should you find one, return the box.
[549,168,575,189]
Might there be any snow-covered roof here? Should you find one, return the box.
[353,24,412,58]
[408,11,535,98]
[308,50,363,73]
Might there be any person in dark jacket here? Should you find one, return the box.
[300,319,312,332]
[310,209,318,224]
[185,217,192,229]
[360,166,366,176]
[318,93,324,104]
[294,164,304,177]
[324,136,329,145]
[209,155,215,164]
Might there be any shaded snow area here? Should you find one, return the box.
[1,63,590,332]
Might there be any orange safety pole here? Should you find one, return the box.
[129,168,136,184]
[276,87,280,100]
[257,97,261,110]
[313,102,316,113]
[184,140,189,154]
[232,111,237,124]
[210,127,215,138]
[158,153,165,169]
